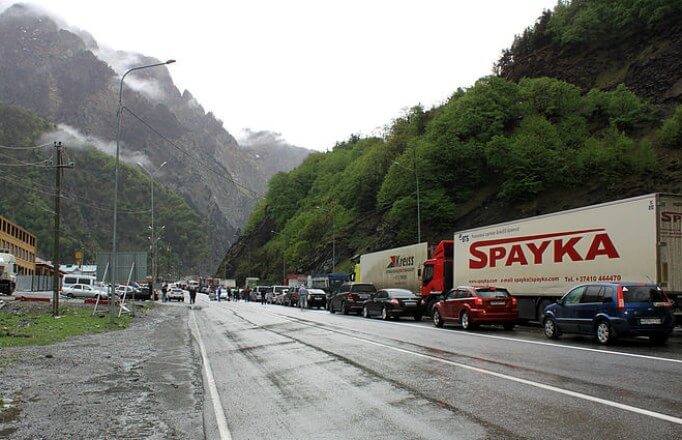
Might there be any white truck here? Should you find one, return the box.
[0,252,17,295]
[454,193,682,323]
[359,243,429,293]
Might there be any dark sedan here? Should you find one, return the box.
[362,289,423,321]
[328,282,377,315]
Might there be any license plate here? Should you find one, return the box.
[490,301,506,306]
[404,301,415,305]
[639,318,662,325]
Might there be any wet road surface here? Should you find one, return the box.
[190,296,682,439]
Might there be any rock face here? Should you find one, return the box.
[0,4,309,268]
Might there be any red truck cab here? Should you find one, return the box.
[420,240,454,315]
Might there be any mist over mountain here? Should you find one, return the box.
[0,3,310,270]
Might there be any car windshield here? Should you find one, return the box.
[475,288,510,298]
[352,285,376,293]
[388,290,416,298]
[622,285,666,303]
[274,286,288,293]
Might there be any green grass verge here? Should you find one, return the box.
[0,307,130,348]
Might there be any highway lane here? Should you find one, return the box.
[191,297,681,439]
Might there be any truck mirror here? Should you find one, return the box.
[417,268,422,278]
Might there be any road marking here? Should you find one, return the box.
[251,304,682,365]
[266,312,682,425]
[189,310,233,440]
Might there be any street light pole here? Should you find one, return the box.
[393,160,421,243]
[270,230,286,284]
[315,206,335,273]
[110,59,175,322]
[138,161,167,285]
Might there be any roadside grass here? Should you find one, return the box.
[0,307,130,348]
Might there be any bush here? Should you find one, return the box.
[657,105,682,148]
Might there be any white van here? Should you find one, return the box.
[62,275,96,288]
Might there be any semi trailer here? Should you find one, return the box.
[357,193,682,323]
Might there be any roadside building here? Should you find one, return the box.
[0,215,36,275]
[60,264,97,278]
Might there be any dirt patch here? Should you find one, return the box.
[0,304,203,439]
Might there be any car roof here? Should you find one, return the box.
[382,288,414,294]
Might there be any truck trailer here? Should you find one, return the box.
[454,193,682,322]
[357,193,682,324]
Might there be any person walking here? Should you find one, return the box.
[216,286,222,302]
[161,283,168,303]
[189,286,197,305]
[261,289,267,305]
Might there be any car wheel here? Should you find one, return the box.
[595,321,615,345]
[543,317,559,339]
[342,302,349,315]
[433,309,444,328]
[503,322,515,331]
[380,306,390,321]
[649,334,669,345]
[66,293,74,298]
[413,314,422,322]
[329,302,335,314]
[460,311,473,330]
[362,306,370,318]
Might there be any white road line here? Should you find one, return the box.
[267,312,682,425]
[256,305,682,365]
[189,310,233,440]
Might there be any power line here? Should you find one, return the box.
[122,106,264,200]
[0,172,151,214]
[0,149,52,167]
[0,142,52,150]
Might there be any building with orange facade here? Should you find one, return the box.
[0,215,36,275]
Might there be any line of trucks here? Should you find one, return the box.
[355,193,682,325]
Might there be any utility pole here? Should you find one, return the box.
[52,142,73,316]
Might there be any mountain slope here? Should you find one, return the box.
[0,4,310,269]
[217,0,682,284]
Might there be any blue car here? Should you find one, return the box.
[543,283,674,345]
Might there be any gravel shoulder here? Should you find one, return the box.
[0,303,204,439]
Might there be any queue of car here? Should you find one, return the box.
[246,280,675,346]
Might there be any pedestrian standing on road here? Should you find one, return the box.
[261,289,266,305]
[161,283,168,303]
[216,286,222,302]
[189,286,197,305]
[148,280,154,301]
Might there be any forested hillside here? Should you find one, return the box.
[217,0,682,284]
[0,103,207,275]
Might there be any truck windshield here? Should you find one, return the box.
[622,286,666,303]
[475,289,510,298]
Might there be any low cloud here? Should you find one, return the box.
[238,128,294,150]
[94,46,166,100]
[39,124,152,168]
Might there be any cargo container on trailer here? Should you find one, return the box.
[453,193,682,323]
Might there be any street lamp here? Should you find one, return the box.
[110,59,175,321]
[271,230,286,284]
[315,205,335,273]
[393,160,421,244]
[138,161,167,286]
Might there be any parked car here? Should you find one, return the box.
[282,287,300,306]
[115,285,140,298]
[543,283,674,345]
[432,286,518,330]
[362,289,423,321]
[61,283,104,299]
[167,287,185,302]
[299,288,327,309]
[272,286,289,305]
[328,282,377,315]
[254,286,271,302]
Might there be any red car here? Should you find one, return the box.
[432,286,518,330]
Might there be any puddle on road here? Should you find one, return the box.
[0,396,21,436]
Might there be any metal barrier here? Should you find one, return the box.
[16,275,54,292]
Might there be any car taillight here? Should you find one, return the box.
[346,293,354,301]
[511,297,517,306]
[390,299,400,305]
[474,297,483,306]
[617,285,625,310]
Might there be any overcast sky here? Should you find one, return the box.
[2,0,557,150]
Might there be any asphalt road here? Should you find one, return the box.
[189,296,682,440]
